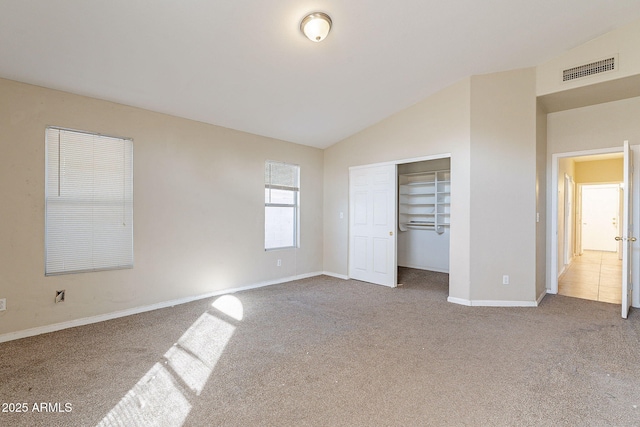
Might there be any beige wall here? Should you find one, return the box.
[575,158,623,183]
[323,79,472,301]
[536,103,548,299]
[0,77,324,337]
[469,68,538,302]
[537,19,640,96]
[547,96,640,154]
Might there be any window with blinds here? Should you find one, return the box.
[45,127,134,275]
[265,161,299,250]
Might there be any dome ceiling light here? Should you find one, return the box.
[300,12,332,42]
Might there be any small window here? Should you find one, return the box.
[45,127,133,275]
[265,161,299,250]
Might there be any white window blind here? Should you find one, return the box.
[45,127,133,275]
[265,161,299,250]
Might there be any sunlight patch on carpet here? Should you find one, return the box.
[97,295,241,426]
[97,362,192,426]
[212,295,244,321]
[167,312,235,394]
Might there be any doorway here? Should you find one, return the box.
[551,147,636,317]
[397,158,451,272]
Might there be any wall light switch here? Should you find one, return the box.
[502,275,510,285]
[339,212,344,219]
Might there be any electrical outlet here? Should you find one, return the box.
[0,298,6,311]
[55,290,65,303]
[277,259,282,267]
[502,275,510,285]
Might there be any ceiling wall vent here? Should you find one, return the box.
[562,56,617,82]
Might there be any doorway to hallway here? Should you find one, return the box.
[553,150,627,309]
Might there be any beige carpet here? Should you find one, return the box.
[1,268,639,426]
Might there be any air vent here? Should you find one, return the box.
[562,57,616,82]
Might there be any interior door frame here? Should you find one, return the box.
[575,184,583,257]
[549,146,639,310]
[348,153,451,287]
[563,174,574,266]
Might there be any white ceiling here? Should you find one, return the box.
[1,1,640,149]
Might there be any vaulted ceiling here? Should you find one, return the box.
[1,1,640,148]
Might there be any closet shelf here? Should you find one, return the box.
[399,168,450,234]
[401,182,436,186]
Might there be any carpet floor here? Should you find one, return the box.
[1,268,639,426]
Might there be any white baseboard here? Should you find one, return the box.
[447,297,538,307]
[557,265,567,281]
[536,289,547,306]
[447,296,472,306]
[322,271,349,280]
[398,264,449,274]
[0,271,323,344]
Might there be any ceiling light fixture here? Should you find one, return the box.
[300,12,332,42]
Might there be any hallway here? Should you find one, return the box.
[558,250,622,304]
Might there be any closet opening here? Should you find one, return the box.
[397,157,451,293]
[347,154,451,294]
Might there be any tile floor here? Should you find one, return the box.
[558,250,622,304]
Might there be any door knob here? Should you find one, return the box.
[389,231,393,236]
[631,237,638,242]
[615,236,623,241]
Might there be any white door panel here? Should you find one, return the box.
[373,238,389,274]
[373,191,389,225]
[622,141,634,319]
[349,164,397,287]
[353,237,367,272]
[354,192,367,224]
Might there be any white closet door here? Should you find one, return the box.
[349,164,397,287]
